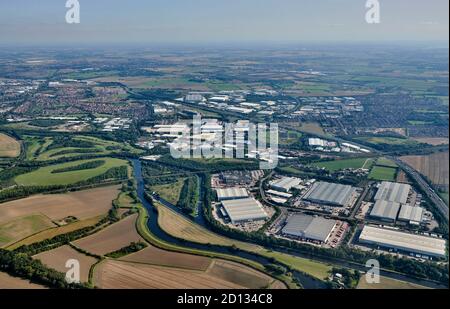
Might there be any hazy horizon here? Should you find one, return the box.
[0,0,448,45]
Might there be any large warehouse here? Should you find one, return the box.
[216,187,249,201]
[282,214,337,243]
[302,181,356,207]
[270,177,301,192]
[359,225,446,259]
[369,200,401,222]
[398,205,425,225]
[374,181,411,205]
[221,198,268,224]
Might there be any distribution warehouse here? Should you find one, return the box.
[398,205,425,225]
[270,177,301,192]
[302,181,356,207]
[216,187,249,201]
[374,181,411,205]
[221,198,268,224]
[282,214,337,243]
[369,200,401,222]
[359,225,446,258]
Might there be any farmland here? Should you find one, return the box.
[355,136,420,147]
[7,215,105,250]
[93,259,281,289]
[155,202,333,280]
[376,157,398,168]
[411,137,449,146]
[0,133,21,158]
[368,166,398,181]
[73,214,143,256]
[311,158,374,172]
[357,276,429,289]
[156,202,257,251]
[0,185,120,226]
[0,215,55,248]
[33,245,98,283]
[0,272,46,289]
[15,158,129,186]
[121,245,212,271]
[400,151,449,188]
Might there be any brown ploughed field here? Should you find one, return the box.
[33,245,98,283]
[73,214,142,256]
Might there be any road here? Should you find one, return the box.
[390,156,449,221]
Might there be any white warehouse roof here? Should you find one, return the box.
[302,181,356,207]
[370,200,401,221]
[221,198,268,224]
[398,205,425,224]
[359,225,446,258]
[282,214,337,242]
[216,187,249,201]
[270,177,301,192]
[375,182,411,204]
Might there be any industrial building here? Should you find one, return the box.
[266,190,293,199]
[282,214,337,243]
[302,181,356,207]
[369,200,401,222]
[359,225,446,259]
[216,187,249,201]
[374,181,411,205]
[220,171,254,186]
[270,177,301,192]
[221,198,268,224]
[398,205,425,225]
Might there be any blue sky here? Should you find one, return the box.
[0,0,448,44]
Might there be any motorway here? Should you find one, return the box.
[390,156,449,221]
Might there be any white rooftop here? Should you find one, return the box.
[221,198,268,223]
[359,225,446,258]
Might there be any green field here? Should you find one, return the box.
[357,276,429,289]
[355,136,419,146]
[439,192,449,205]
[311,158,374,172]
[279,131,302,145]
[368,166,397,181]
[151,178,186,205]
[33,135,142,162]
[375,157,398,168]
[15,158,129,186]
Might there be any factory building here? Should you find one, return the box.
[215,187,249,201]
[184,94,205,103]
[398,205,425,225]
[359,225,446,259]
[221,198,268,224]
[302,181,356,207]
[270,177,301,192]
[374,181,411,205]
[369,200,401,222]
[265,190,293,199]
[282,214,337,243]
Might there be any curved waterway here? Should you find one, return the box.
[131,159,326,289]
[131,159,446,289]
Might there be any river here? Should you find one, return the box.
[131,159,326,289]
[131,159,446,289]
